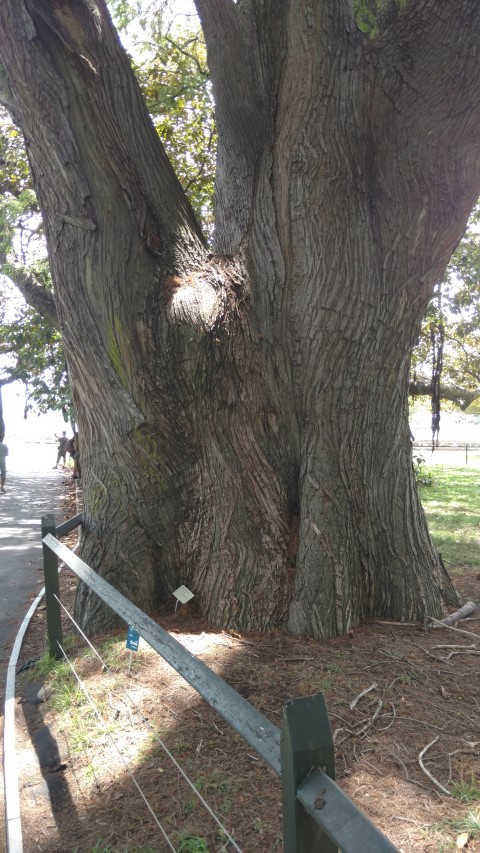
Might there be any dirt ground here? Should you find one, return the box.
[12,483,480,853]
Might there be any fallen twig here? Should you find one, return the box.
[276,656,315,662]
[418,736,451,795]
[425,618,480,642]
[349,682,378,710]
[437,650,480,662]
[377,703,397,732]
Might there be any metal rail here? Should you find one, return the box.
[41,519,400,853]
[43,533,281,774]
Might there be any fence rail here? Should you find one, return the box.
[413,442,480,465]
[40,514,399,853]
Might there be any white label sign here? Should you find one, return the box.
[173,585,195,605]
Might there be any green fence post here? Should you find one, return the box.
[41,514,63,660]
[466,443,469,466]
[281,694,338,853]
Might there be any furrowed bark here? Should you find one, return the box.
[1,0,479,636]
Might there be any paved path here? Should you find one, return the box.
[0,441,66,676]
[0,440,71,853]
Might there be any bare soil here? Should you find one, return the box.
[12,482,480,853]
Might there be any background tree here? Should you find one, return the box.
[411,204,480,413]
[0,0,479,638]
[0,105,72,427]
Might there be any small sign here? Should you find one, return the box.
[173,585,195,605]
[126,626,140,652]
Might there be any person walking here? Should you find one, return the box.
[53,431,68,468]
[0,439,9,493]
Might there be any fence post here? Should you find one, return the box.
[466,443,469,466]
[41,515,63,660]
[281,694,338,853]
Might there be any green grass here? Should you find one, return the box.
[445,810,480,835]
[419,465,480,567]
[450,779,480,803]
[176,835,209,853]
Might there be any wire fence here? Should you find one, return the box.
[24,513,401,853]
[54,596,243,852]
[412,442,480,466]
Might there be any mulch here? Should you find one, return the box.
[11,479,480,853]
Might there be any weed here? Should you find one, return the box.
[450,778,480,802]
[296,673,337,695]
[50,681,86,713]
[396,673,413,686]
[218,796,234,816]
[413,453,434,486]
[322,662,343,674]
[184,798,196,815]
[61,632,80,654]
[100,637,128,671]
[176,833,209,853]
[27,651,70,681]
[445,810,480,836]
[171,735,189,755]
[195,770,231,795]
[85,762,97,780]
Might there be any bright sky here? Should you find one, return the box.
[2,381,65,442]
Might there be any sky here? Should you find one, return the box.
[2,380,66,442]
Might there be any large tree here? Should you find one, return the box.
[0,0,478,637]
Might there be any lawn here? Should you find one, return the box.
[419,464,480,568]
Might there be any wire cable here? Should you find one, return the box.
[56,641,177,853]
[54,595,243,852]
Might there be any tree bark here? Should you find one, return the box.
[1,0,479,636]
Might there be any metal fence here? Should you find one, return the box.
[413,442,480,465]
[40,513,399,853]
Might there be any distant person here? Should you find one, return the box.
[66,433,81,480]
[0,440,9,493]
[53,431,68,468]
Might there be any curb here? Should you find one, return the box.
[3,541,79,853]
[3,583,47,853]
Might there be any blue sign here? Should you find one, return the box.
[126,626,140,652]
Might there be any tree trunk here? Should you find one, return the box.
[1,1,479,636]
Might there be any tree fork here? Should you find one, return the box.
[0,1,479,637]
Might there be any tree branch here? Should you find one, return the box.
[194,0,273,251]
[0,0,206,273]
[410,380,480,411]
[4,265,59,327]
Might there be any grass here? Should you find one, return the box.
[450,779,480,803]
[176,835,209,853]
[445,810,480,835]
[428,810,480,852]
[419,464,480,567]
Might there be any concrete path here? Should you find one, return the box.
[0,439,72,853]
[0,440,66,677]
